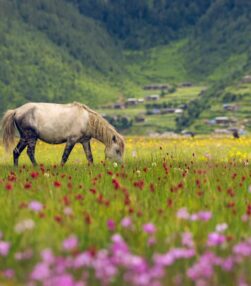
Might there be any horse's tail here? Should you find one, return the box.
[1,109,16,151]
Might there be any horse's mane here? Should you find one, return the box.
[72,102,124,149]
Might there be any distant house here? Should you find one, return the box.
[143,84,170,90]
[174,108,184,114]
[147,108,161,115]
[241,75,251,83]
[215,117,236,125]
[145,94,160,101]
[206,119,216,125]
[161,108,176,114]
[214,129,231,135]
[181,130,196,137]
[137,98,145,104]
[113,103,125,109]
[223,104,239,111]
[135,115,145,123]
[125,98,139,106]
[179,82,193,87]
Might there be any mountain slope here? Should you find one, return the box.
[1,0,251,134]
[0,0,130,113]
[186,0,251,80]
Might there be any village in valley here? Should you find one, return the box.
[99,75,251,136]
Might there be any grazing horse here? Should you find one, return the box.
[1,102,125,166]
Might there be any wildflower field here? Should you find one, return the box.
[0,136,251,286]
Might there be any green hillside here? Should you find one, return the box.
[0,0,251,134]
[0,0,132,113]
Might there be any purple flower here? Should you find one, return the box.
[154,248,195,267]
[62,235,78,251]
[48,274,75,286]
[197,211,212,221]
[74,252,92,268]
[147,236,156,246]
[190,214,198,221]
[31,263,50,281]
[177,208,190,219]
[111,234,128,255]
[4,269,15,279]
[41,249,54,264]
[187,252,218,281]
[0,241,10,256]
[207,232,226,247]
[182,232,194,248]
[233,242,251,257]
[28,201,43,212]
[215,223,228,233]
[121,217,132,228]
[107,219,116,231]
[15,249,33,261]
[221,257,234,271]
[143,223,156,235]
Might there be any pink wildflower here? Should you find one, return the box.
[28,201,43,212]
[0,241,10,256]
[177,208,190,219]
[62,235,78,251]
[31,263,50,281]
[197,211,212,221]
[107,219,116,231]
[143,223,156,235]
[121,217,132,228]
[207,232,226,247]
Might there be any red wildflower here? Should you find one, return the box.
[24,182,32,189]
[89,188,96,195]
[246,204,251,216]
[88,246,97,257]
[84,213,92,225]
[67,182,73,189]
[54,181,61,188]
[8,174,16,182]
[75,194,84,201]
[19,202,28,209]
[112,178,120,190]
[149,183,155,193]
[133,180,144,190]
[167,198,173,208]
[54,215,62,223]
[5,183,13,191]
[30,172,39,179]
[63,195,71,206]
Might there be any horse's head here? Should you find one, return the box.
[105,135,124,162]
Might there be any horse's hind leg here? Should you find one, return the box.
[13,138,27,166]
[26,129,38,166]
[61,142,75,166]
[27,139,38,166]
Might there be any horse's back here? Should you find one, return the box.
[14,102,89,143]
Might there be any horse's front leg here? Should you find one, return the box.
[61,142,75,166]
[82,141,93,164]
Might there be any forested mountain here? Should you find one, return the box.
[70,0,213,49]
[0,0,251,131]
[0,0,129,113]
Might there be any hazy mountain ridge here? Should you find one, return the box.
[0,0,251,132]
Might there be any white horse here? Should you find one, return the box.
[1,102,124,166]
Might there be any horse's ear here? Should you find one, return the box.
[112,135,117,143]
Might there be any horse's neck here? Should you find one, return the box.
[89,113,113,147]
